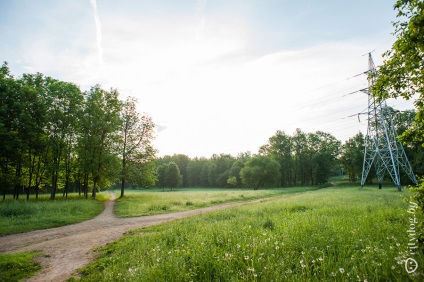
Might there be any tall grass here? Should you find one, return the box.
[114,187,319,217]
[79,187,424,281]
[0,193,108,235]
[0,251,41,282]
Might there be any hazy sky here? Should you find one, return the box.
[0,0,414,157]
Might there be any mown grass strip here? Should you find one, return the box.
[78,187,424,281]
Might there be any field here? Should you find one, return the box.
[0,192,109,235]
[79,186,424,281]
[113,187,321,217]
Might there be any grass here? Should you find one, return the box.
[0,251,41,282]
[114,186,321,217]
[0,192,109,235]
[78,186,424,281]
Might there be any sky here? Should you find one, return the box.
[0,0,415,158]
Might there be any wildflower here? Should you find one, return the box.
[244,256,249,260]
[318,257,324,262]
[247,267,255,272]
[339,268,345,274]
[275,246,280,250]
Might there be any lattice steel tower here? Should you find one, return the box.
[360,53,417,191]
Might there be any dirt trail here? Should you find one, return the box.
[0,193,271,282]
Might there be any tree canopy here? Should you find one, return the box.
[0,63,156,200]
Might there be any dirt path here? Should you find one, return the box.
[0,193,273,282]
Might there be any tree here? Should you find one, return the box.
[157,164,167,190]
[228,160,244,188]
[0,62,22,199]
[119,96,156,197]
[44,77,83,200]
[371,0,424,241]
[259,130,293,186]
[292,129,309,185]
[79,86,122,199]
[227,176,238,187]
[165,162,182,191]
[187,157,207,187]
[340,132,365,182]
[372,0,424,143]
[240,155,280,190]
[308,131,341,185]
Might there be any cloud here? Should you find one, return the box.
[90,0,103,65]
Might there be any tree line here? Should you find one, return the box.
[2,62,423,198]
[0,62,156,200]
[155,116,424,190]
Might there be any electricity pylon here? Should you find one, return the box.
[360,53,417,191]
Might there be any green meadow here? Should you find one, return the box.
[0,192,109,235]
[114,187,321,217]
[0,251,41,282]
[79,186,424,281]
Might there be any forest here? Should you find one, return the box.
[1,61,424,200]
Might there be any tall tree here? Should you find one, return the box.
[371,0,424,239]
[259,130,293,186]
[308,131,341,185]
[119,96,155,197]
[0,62,21,199]
[240,155,280,190]
[292,129,309,185]
[340,132,365,182]
[165,162,182,191]
[372,0,424,143]
[79,86,122,199]
[18,73,49,199]
[44,77,83,200]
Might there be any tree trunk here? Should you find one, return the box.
[27,154,36,200]
[92,176,98,199]
[120,157,126,198]
[83,172,88,199]
[14,163,22,200]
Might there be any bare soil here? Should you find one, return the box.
[0,193,271,282]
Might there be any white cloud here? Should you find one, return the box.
[90,0,103,65]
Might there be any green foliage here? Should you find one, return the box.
[0,251,41,282]
[371,0,424,245]
[260,129,340,186]
[340,132,365,182]
[119,96,156,197]
[0,65,157,200]
[240,155,281,189]
[78,187,424,281]
[227,176,238,187]
[166,162,182,190]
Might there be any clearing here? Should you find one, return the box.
[0,192,277,281]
